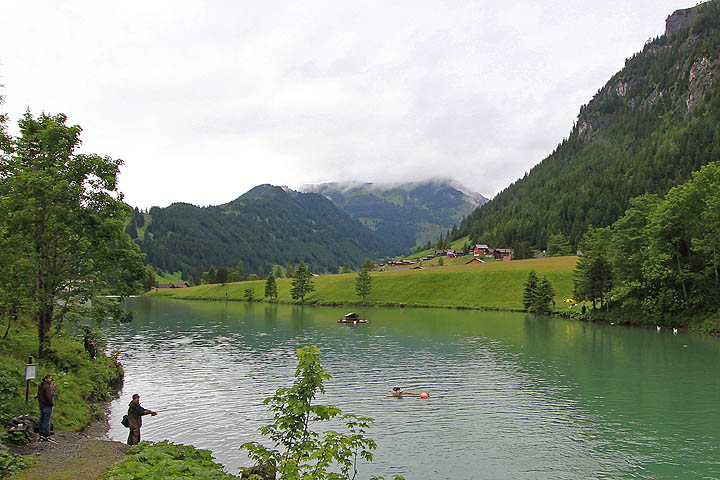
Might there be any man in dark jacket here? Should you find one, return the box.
[37,374,54,438]
[127,393,157,445]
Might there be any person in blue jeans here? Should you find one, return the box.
[37,374,54,438]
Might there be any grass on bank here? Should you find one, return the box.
[150,256,578,311]
[0,317,124,443]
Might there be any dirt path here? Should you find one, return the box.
[9,420,128,480]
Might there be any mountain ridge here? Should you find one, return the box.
[300,178,487,251]
[132,185,395,280]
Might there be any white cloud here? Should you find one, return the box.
[0,0,696,207]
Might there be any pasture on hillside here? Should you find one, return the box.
[151,256,578,311]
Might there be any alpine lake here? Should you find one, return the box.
[105,297,720,479]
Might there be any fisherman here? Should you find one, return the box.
[83,328,96,359]
[127,393,158,445]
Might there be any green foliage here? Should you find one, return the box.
[241,346,401,480]
[0,450,33,478]
[136,186,393,281]
[523,271,539,310]
[569,161,720,324]
[574,227,613,309]
[142,266,159,292]
[340,264,352,274]
[0,111,145,357]
[243,288,255,302]
[512,241,533,260]
[102,441,236,480]
[523,270,555,314]
[290,262,315,303]
[273,265,285,278]
[216,267,231,285]
[355,269,372,303]
[0,316,124,439]
[546,232,573,257]
[362,258,376,271]
[264,273,278,300]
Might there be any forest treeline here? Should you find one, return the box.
[456,1,720,253]
[573,161,720,333]
[128,185,392,282]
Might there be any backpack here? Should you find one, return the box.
[121,414,129,428]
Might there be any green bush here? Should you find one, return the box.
[0,449,33,477]
[101,441,237,480]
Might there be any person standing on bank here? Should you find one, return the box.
[127,393,158,445]
[37,374,54,438]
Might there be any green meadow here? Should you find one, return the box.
[150,256,578,311]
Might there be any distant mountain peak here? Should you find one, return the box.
[299,178,488,251]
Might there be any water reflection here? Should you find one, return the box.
[105,298,720,479]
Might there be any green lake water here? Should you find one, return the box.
[106,297,720,479]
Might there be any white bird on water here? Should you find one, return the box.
[656,325,661,332]
[673,328,678,334]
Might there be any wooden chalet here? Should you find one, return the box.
[157,282,189,289]
[493,248,513,260]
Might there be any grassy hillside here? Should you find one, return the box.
[0,318,124,442]
[150,256,578,311]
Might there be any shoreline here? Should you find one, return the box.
[9,413,127,480]
[149,293,719,336]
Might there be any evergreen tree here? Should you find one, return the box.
[273,264,284,278]
[257,264,265,280]
[290,262,314,302]
[264,273,278,300]
[134,207,145,227]
[125,216,138,239]
[340,264,352,274]
[355,268,372,303]
[205,266,217,284]
[523,270,540,310]
[536,276,556,314]
[512,241,533,260]
[286,261,294,278]
[546,232,572,256]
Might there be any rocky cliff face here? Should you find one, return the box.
[575,1,719,143]
[666,7,700,36]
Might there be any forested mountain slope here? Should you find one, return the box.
[301,178,487,252]
[132,185,393,280]
[457,1,720,250]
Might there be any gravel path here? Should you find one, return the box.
[9,419,128,480]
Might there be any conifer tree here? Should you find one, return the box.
[264,273,278,300]
[523,270,540,310]
[290,262,314,302]
[355,268,372,303]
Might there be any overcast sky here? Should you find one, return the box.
[1,1,696,208]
